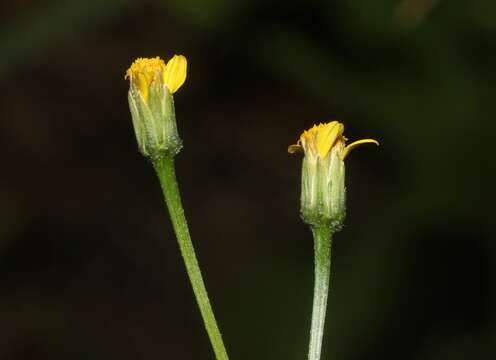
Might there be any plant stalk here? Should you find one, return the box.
[308,225,333,360]
[153,155,229,360]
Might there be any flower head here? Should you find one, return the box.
[288,121,379,229]
[125,55,187,159]
[288,121,378,161]
[125,55,187,103]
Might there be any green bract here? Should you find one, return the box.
[127,84,181,159]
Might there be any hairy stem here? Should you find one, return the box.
[308,226,333,360]
[153,156,229,360]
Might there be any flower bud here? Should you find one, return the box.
[125,55,187,159]
[288,121,378,230]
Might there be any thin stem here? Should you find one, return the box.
[153,156,229,360]
[308,226,333,360]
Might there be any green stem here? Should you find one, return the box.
[308,226,333,360]
[153,156,229,360]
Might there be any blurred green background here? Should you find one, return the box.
[0,0,495,359]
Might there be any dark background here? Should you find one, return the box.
[0,0,495,359]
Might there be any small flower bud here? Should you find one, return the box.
[288,121,378,230]
[125,55,187,159]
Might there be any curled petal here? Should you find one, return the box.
[342,139,379,160]
[288,144,303,154]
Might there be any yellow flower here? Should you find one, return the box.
[125,55,187,103]
[288,121,379,228]
[125,55,187,158]
[288,121,378,161]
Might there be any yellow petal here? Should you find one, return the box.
[288,144,303,153]
[135,72,151,102]
[316,122,344,158]
[342,139,379,160]
[163,55,187,93]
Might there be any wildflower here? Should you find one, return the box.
[288,121,378,229]
[125,55,187,158]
